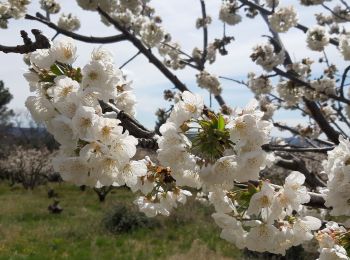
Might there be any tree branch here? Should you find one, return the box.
[25,13,127,44]
[340,65,350,98]
[273,67,350,105]
[99,101,155,139]
[275,155,327,188]
[119,51,141,69]
[262,144,334,153]
[0,29,50,54]
[303,98,340,144]
[97,7,228,108]
[199,0,208,68]
[239,0,340,46]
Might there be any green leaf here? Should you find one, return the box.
[217,114,225,131]
[50,64,64,76]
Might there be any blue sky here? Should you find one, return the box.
[0,0,348,133]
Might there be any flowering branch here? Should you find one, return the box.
[99,101,155,139]
[273,67,350,105]
[235,180,327,208]
[239,0,340,46]
[97,7,228,108]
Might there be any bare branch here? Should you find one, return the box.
[239,0,339,47]
[303,98,340,144]
[0,29,50,54]
[199,0,208,68]
[262,144,334,153]
[119,51,141,69]
[340,65,350,98]
[25,13,127,44]
[275,155,327,188]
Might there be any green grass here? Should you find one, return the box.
[0,183,242,259]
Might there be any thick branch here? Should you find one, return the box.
[25,13,127,44]
[0,29,50,54]
[303,98,340,144]
[100,101,155,139]
[275,156,327,188]
[262,144,334,153]
[256,5,341,145]
[304,192,327,209]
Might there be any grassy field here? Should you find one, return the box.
[0,183,242,260]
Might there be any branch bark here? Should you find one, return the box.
[25,13,127,44]
[0,29,50,54]
[275,155,327,188]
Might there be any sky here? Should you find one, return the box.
[0,0,348,133]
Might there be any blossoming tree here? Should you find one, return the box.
[1,0,350,258]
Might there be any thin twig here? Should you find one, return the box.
[199,0,208,68]
[340,65,350,98]
[119,51,141,69]
[25,13,127,44]
[322,3,350,22]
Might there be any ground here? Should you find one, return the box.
[0,183,242,260]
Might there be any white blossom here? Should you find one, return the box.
[269,6,298,33]
[306,26,330,51]
[196,71,222,95]
[51,37,77,64]
[219,1,242,26]
[58,13,81,32]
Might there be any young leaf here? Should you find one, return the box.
[50,64,64,76]
[218,114,225,131]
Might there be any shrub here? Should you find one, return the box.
[0,146,55,189]
[103,204,158,234]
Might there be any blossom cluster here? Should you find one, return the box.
[219,0,242,26]
[268,6,298,33]
[323,136,350,216]
[196,71,222,96]
[24,37,139,187]
[57,13,81,32]
[40,0,60,14]
[250,41,285,72]
[0,0,31,29]
[212,172,321,255]
[316,222,349,260]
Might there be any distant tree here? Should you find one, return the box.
[0,80,14,127]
